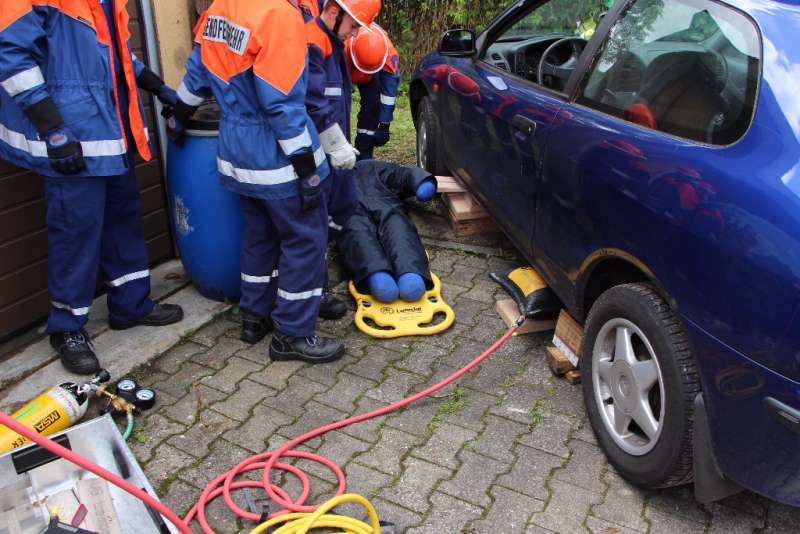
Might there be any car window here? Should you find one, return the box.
[483,0,612,91]
[577,0,760,145]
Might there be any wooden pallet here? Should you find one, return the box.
[495,299,556,334]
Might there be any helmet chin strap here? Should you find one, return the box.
[333,8,345,37]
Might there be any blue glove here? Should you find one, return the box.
[156,84,178,107]
[398,273,426,302]
[368,271,399,303]
[44,127,86,175]
[373,122,391,147]
[415,179,437,202]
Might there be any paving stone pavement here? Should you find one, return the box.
[127,244,800,533]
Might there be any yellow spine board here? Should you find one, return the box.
[349,273,455,339]
[0,385,87,454]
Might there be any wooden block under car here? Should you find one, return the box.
[546,346,576,376]
[442,192,489,220]
[446,206,498,236]
[565,370,582,385]
[435,175,467,194]
[496,298,556,334]
[553,309,584,368]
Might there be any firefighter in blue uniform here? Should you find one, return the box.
[304,0,381,320]
[172,0,344,363]
[347,23,401,161]
[0,0,184,374]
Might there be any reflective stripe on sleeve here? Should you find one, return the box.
[324,87,342,97]
[1,67,45,97]
[177,81,205,106]
[380,94,396,106]
[278,127,312,156]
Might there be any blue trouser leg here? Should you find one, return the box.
[355,80,380,161]
[44,177,105,333]
[239,196,280,317]
[266,180,331,337]
[327,167,357,240]
[101,166,155,323]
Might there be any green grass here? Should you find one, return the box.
[350,81,417,167]
[428,387,467,433]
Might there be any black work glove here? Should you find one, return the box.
[24,97,86,175]
[373,122,391,147]
[289,150,322,211]
[163,99,197,147]
[137,67,178,106]
[44,127,86,174]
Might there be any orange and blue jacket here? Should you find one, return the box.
[0,0,153,177]
[347,34,401,127]
[305,17,352,142]
[178,0,329,200]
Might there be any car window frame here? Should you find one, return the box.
[473,0,628,100]
[568,0,764,149]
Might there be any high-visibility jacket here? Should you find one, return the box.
[178,0,329,200]
[347,35,401,127]
[305,17,352,141]
[0,0,152,177]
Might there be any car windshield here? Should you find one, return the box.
[496,0,611,42]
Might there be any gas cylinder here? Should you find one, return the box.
[0,382,89,454]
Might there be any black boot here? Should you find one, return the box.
[269,332,344,364]
[109,303,184,330]
[50,329,100,375]
[240,311,273,344]
[318,291,347,320]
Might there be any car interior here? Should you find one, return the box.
[482,3,759,146]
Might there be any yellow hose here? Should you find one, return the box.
[248,493,381,534]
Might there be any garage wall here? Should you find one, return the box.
[0,1,174,340]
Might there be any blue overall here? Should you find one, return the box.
[44,0,154,333]
[178,0,331,336]
[306,18,358,234]
[354,68,401,160]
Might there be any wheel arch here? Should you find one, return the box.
[577,249,675,321]
[409,78,429,129]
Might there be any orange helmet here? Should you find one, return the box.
[350,23,389,74]
[331,0,381,28]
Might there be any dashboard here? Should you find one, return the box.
[484,33,575,82]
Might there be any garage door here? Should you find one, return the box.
[0,1,175,340]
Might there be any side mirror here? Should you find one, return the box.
[439,29,476,57]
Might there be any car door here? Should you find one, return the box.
[437,0,613,258]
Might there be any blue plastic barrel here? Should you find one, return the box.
[167,104,243,302]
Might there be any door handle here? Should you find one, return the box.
[512,115,537,138]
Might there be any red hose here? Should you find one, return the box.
[0,410,192,534]
[187,321,521,533]
[0,320,520,534]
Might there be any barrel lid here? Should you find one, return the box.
[186,100,220,131]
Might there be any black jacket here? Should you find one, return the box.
[338,161,435,292]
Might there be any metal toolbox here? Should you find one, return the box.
[0,414,178,534]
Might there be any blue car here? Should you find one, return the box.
[411,0,800,506]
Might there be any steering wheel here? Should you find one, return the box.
[537,37,588,90]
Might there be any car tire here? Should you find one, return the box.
[416,96,447,175]
[581,283,699,489]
